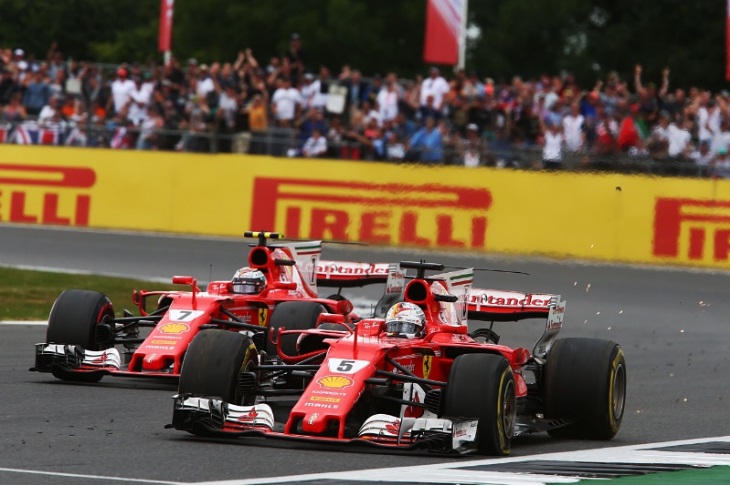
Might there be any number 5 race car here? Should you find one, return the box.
[31,232,399,383]
[170,261,627,455]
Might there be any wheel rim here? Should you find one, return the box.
[612,362,626,421]
[503,380,516,438]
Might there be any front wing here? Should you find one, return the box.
[170,395,480,454]
[31,343,178,380]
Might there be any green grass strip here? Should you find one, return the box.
[0,267,176,321]
[567,465,730,485]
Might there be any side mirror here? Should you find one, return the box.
[172,276,194,285]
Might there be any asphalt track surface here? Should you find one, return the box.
[1,225,729,484]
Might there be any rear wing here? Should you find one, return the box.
[467,288,560,321]
[467,288,566,359]
[316,261,392,287]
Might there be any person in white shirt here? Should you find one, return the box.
[271,77,302,127]
[697,97,721,145]
[562,102,585,152]
[300,73,318,109]
[666,116,693,158]
[302,127,328,157]
[542,121,564,169]
[128,77,152,126]
[38,96,61,125]
[376,81,399,124]
[196,64,216,99]
[110,68,136,116]
[419,67,450,113]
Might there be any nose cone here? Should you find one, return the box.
[142,353,169,371]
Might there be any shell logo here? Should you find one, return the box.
[160,323,190,334]
[317,375,353,389]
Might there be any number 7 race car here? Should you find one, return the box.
[170,261,627,455]
[31,232,401,383]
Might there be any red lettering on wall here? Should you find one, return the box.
[360,211,390,243]
[400,212,430,246]
[9,192,36,223]
[310,209,348,240]
[250,177,492,249]
[654,197,730,261]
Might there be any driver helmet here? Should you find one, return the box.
[385,302,426,338]
[231,267,266,295]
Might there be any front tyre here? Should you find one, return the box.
[544,338,627,440]
[179,329,258,406]
[47,289,115,350]
[266,301,326,356]
[442,353,516,455]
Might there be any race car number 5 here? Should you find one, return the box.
[327,359,369,374]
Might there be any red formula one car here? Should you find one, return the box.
[170,261,627,455]
[31,232,398,383]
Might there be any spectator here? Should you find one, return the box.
[344,69,366,113]
[38,96,61,125]
[109,67,135,117]
[460,123,485,167]
[312,65,330,111]
[23,70,51,116]
[697,94,721,146]
[284,33,305,85]
[302,126,327,157]
[691,140,713,175]
[196,64,216,100]
[541,119,564,169]
[562,102,585,153]
[419,67,450,119]
[363,73,383,107]
[128,74,153,126]
[271,77,301,127]
[711,118,730,155]
[3,91,26,122]
[0,68,17,107]
[710,147,730,178]
[300,72,317,109]
[136,105,164,150]
[360,99,381,127]
[297,107,327,145]
[406,116,442,163]
[376,78,399,124]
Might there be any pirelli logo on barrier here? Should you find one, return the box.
[0,164,95,226]
[249,177,492,249]
[654,197,730,263]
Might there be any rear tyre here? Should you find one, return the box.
[544,338,627,440]
[179,329,258,406]
[266,301,326,356]
[47,289,115,351]
[442,353,516,455]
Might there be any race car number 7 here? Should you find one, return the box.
[168,310,205,322]
[327,359,369,374]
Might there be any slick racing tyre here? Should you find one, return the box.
[179,329,258,406]
[266,301,326,357]
[47,289,115,351]
[442,353,516,455]
[544,338,627,440]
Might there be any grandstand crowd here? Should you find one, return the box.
[1,38,730,176]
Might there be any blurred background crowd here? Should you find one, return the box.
[1,38,730,177]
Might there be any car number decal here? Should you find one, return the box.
[327,359,369,374]
[168,310,205,321]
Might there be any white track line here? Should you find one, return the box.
[0,466,175,484]
[192,435,730,485]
